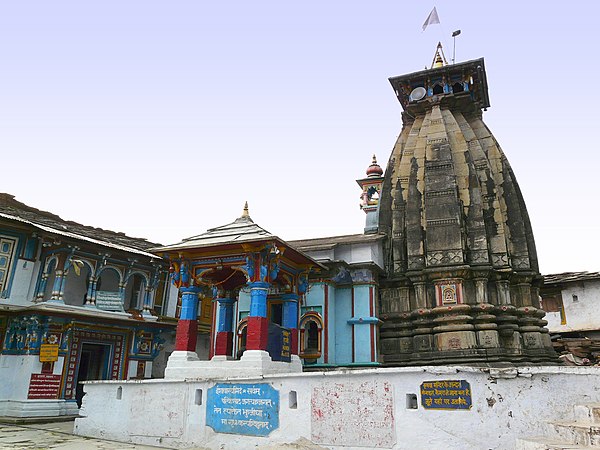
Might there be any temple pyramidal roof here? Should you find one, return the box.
[152,203,321,268]
[0,193,160,258]
[152,203,274,252]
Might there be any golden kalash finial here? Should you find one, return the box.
[241,201,250,218]
[431,42,448,69]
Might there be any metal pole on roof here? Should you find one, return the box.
[452,30,461,64]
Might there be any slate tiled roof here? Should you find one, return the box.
[544,272,600,285]
[152,215,275,252]
[289,233,385,251]
[0,193,160,258]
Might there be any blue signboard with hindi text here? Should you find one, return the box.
[420,379,472,410]
[206,383,279,436]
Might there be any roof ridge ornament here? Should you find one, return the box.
[431,42,448,69]
[237,201,253,223]
[366,154,383,178]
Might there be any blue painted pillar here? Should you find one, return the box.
[36,276,48,301]
[84,277,95,306]
[89,279,99,305]
[282,293,299,355]
[175,286,202,352]
[50,270,64,303]
[247,281,270,351]
[214,298,235,356]
[143,289,152,309]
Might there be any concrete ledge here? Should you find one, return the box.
[0,400,79,419]
[0,415,78,424]
[164,350,303,380]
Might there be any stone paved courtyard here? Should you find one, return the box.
[0,421,172,449]
[0,421,322,449]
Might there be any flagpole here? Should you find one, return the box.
[452,30,461,64]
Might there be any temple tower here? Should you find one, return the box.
[356,155,384,233]
[377,52,556,365]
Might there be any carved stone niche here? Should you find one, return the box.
[434,280,463,307]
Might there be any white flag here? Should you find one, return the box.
[422,7,440,31]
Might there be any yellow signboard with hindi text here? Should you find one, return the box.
[39,344,59,362]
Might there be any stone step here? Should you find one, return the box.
[516,437,597,450]
[574,404,600,424]
[545,421,600,447]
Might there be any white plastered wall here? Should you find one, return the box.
[74,366,600,450]
[545,279,600,333]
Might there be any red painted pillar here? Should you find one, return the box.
[246,281,270,351]
[174,286,201,352]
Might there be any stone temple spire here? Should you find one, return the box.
[377,57,556,365]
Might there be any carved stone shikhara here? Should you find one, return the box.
[377,58,556,365]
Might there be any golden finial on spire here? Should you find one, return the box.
[431,42,448,69]
[241,201,249,218]
[372,154,378,164]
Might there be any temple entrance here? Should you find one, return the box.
[75,343,110,407]
[269,301,283,326]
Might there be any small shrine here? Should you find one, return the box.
[152,203,322,378]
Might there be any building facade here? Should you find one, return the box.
[152,50,558,368]
[2,47,561,421]
[0,194,175,418]
[541,272,600,337]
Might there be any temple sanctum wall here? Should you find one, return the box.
[75,366,600,449]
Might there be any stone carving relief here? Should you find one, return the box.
[426,250,463,266]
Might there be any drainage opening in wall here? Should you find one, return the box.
[116,386,122,400]
[195,389,203,405]
[289,391,297,409]
[406,393,418,409]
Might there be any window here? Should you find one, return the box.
[299,312,323,363]
[541,294,566,325]
[153,277,166,316]
[0,235,18,298]
[124,274,146,311]
[269,302,283,326]
[452,82,464,93]
[541,295,561,312]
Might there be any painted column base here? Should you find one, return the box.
[164,350,302,380]
[141,310,158,322]
[214,331,233,356]
[175,320,198,352]
[290,328,298,356]
[246,316,269,351]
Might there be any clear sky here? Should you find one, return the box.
[1,1,598,275]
